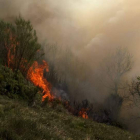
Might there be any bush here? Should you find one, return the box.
[0,65,39,104]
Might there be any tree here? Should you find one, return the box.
[104,47,132,95]
[129,77,140,110]
[0,16,43,76]
[103,47,133,126]
[0,20,15,65]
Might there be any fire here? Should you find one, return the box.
[27,60,54,101]
[7,45,13,68]
[3,27,90,120]
[5,35,89,119]
[5,34,16,68]
[5,34,54,102]
[79,108,88,119]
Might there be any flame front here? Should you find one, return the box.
[4,29,89,120]
[5,35,54,102]
[79,108,89,119]
[27,60,54,101]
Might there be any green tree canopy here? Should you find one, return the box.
[0,16,43,76]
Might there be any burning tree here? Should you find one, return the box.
[0,16,43,76]
[27,60,54,101]
[0,17,55,101]
[0,17,91,120]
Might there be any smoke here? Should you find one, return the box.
[0,1,139,48]
[1,0,140,132]
[0,0,140,96]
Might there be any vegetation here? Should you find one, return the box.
[98,47,133,127]
[0,65,39,105]
[0,16,140,138]
[0,95,139,140]
[0,16,43,76]
[105,47,132,95]
[129,77,140,113]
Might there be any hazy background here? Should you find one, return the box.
[0,0,140,100]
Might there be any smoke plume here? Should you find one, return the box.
[0,0,140,98]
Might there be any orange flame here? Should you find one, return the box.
[6,35,54,102]
[5,37,16,68]
[79,108,89,119]
[27,60,54,101]
[4,32,53,101]
[5,35,89,119]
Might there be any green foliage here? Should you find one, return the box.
[0,16,43,76]
[0,65,38,103]
[0,20,15,65]
[13,16,42,75]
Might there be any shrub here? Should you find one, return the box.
[0,65,39,104]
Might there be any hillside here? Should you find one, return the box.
[0,17,140,140]
[0,95,139,140]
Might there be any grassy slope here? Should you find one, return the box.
[0,95,139,140]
